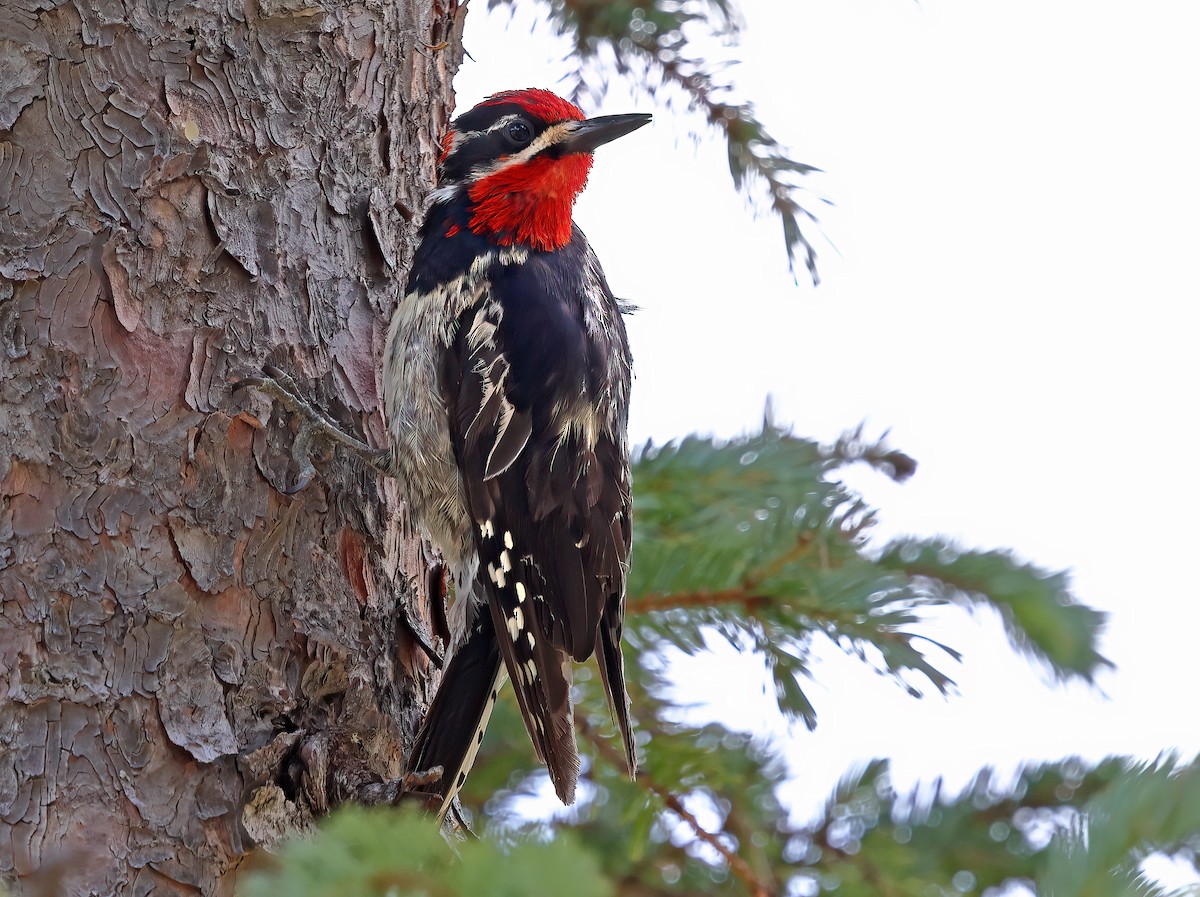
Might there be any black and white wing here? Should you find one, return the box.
[439,237,635,804]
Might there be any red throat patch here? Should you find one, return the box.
[467,153,593,252]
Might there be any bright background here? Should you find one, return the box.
[452,0,1200,868]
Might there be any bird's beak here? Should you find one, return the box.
[559,113,652,155]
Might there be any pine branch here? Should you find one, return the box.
[1039,756,1200,897]
[577,716,779,897]
[628,47,824,282]
[628,427,1107,726]
[627,587,767,614]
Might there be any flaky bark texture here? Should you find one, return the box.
[0,0,465,893]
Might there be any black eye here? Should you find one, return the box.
[506,120,533,145]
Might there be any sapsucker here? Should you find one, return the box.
[388,89,649,816]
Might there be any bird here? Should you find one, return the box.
[385,88,649,817]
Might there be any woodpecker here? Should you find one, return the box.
[387,89,648,815]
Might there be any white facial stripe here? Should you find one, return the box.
[523,120,575,157]
[462,120,578,184]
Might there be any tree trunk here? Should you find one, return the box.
[0,0,464,893]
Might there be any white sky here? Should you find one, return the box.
[453,0,1200,850]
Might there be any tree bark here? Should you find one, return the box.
[0,0,464,893]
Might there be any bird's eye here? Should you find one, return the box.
[506,120,533,145]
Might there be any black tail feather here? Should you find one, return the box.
[597,606,637,777]
[408,610,505,818]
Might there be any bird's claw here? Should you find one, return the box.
[236,364,388,493]
[282,419,318,494]
[357,766,445,807]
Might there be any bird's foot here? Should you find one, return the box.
[357,765,445,807]
[235,364,391,492]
